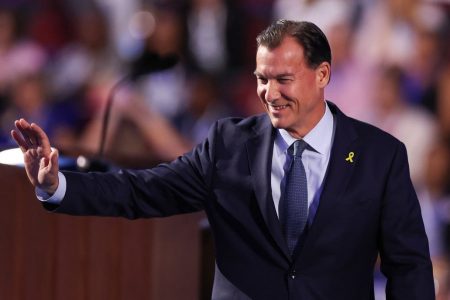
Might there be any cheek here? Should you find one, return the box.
[279,85,297,102]
[293,80,315,99]
[257,86,266,101]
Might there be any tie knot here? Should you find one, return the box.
[289,140,308,158]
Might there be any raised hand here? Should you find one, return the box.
[10,119,59,195]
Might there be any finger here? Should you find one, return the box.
[10,129,29,152]
[21,120,40,146]
[30,123,51,153]
[15,119,34,146]
[17,118,31,129]
[14,119,29,138]
[18,119,41,146]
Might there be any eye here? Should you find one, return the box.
[277,77,291,84]
[257,77,268,84]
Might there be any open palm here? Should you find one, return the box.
[11,119,59,195]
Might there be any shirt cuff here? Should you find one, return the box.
[35,172,67,205]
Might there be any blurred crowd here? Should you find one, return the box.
[0,0,449,298]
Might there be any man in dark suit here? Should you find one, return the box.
[12,20,434,299]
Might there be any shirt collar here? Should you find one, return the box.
[277,102,334,155]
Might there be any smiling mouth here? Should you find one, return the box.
[269,104,289,111]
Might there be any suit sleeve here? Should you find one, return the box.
[379,142,435,299]
[44,121,218,219]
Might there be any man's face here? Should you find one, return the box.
[255,37,329,138]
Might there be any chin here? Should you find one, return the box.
[269,116,288,130]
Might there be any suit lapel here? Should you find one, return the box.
[246,118,291,261]
[245,104,360,261]
[299,103,359,254]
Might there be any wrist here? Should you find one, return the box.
[44,186,57,196]
[41,179,59,196]
[36,172,65,204]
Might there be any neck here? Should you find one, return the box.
[289,101,327,139]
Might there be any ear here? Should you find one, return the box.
[316,62,331,88]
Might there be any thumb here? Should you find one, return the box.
[39,155,49,170]
[48,148,59,174]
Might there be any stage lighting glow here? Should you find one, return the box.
[0,148,24,166]
[129,10,156,40]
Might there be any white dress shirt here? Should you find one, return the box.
[271,102,335,224]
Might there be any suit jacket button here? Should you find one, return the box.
[290,270,296,279]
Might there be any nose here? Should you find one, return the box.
[265,80,280,103]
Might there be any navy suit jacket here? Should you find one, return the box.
[50,102,435,299]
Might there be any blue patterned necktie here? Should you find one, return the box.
[280,139,308,255]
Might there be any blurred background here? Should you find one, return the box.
[0,0,449,299]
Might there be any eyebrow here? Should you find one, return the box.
[276,73,294,78]
[253,71,294,78]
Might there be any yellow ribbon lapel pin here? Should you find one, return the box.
[345,152,355,163]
